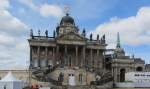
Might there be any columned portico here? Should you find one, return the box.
[28,13,109,86]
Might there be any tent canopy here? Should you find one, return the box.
[1,71,21,82]
[0,71,23,89]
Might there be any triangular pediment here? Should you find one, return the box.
[56,32,86,41]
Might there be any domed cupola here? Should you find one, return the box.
[57,13,78,36]
[60,13,75,25]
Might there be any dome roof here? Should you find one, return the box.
[60,13,75,25]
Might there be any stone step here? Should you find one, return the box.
[40,88,51,89]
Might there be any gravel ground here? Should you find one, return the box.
[113,88,150,89]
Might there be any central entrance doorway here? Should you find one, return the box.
[68,73,76,86]
[120,68,125,82]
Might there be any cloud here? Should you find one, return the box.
[0,0,10,9]
[92,6,150,48]
[17,0,37,10]
[0,0,62,69]
[39,4,63,17]
[0,0,29,69]
[0,34,15,45]
[18,0,63,18]
[0,10,28,35]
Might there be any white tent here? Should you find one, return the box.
[0,71,23,89]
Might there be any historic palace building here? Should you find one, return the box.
[28,13,147,88]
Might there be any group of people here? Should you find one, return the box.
[31,84,42,89]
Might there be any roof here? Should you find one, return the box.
[0,71,21,82]
[134,58,145,64]
[60,13,75,25]
[145,64,150,68]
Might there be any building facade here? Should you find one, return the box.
[27,13,147,87]
[110,33,145,83]
[0,12,148,88]
[28,13,112,86]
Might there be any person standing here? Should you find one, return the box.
[4,85,6,89]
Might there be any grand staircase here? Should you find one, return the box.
[31,65,62,85]
[90,71,113,86]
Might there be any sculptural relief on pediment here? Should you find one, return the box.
[57,32,86,41]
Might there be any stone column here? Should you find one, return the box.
[38,46,40,67]
[82,46,85,66]
[90,49,93,67]
[65,45,67,65]
[117,68,119,82]
[45,47,48,66]
[30,46,32,67]
[103,51,105,69]
[52,47,55,65]
[56,45,59,64]
[96,49,99,68]
[75,46,78,66]
[96,50,99,56]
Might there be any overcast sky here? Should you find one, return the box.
[0,0,150,69]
